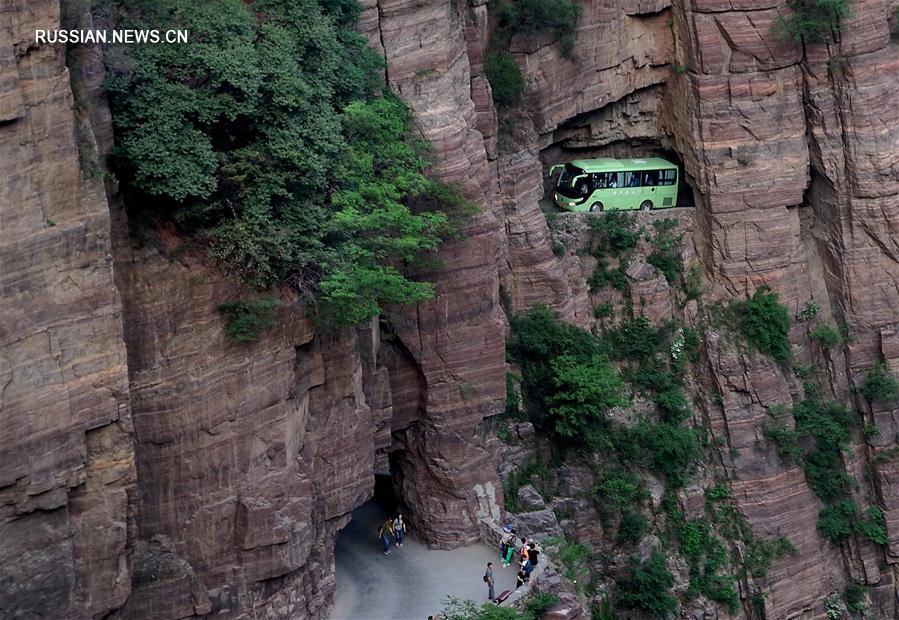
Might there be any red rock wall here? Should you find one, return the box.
[0,1,135,617]
[360,0,509,547]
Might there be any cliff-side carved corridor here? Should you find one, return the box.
[331,498,515,619]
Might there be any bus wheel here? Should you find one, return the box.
[640,200,653,211]
[590,202,603,212]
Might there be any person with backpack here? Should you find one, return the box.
[518,537,529,564]
[522,557,533,578]
[484,562,495,601]
[393,513,406,548]
[378,518,394,555]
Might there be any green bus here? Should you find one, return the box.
[550,157,679,212]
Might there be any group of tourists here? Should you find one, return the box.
[481,526,542,601]
[376,513,406,555]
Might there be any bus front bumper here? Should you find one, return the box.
[554,193,581,210]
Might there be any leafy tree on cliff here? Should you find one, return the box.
[103,0,470,326]
[547,353,629,438]
[774,0,852,43]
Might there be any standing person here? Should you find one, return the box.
[378,520,391,556]
[528,541,540,567]
[484,562,495,601]
[393,513,406,548]
[519,537,529,564]
[499,530,512,565]
[504,530,517,566]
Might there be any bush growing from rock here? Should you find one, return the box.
[217,297,279,343]
[494,0,582,57]
[734,285,791,361]
[774,0,852,43]
[617,548,677,617]
[484,52,525,107]
[861,362,899,403]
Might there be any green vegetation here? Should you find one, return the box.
[860,362,899,403]
[525,593,560,617]
[104,0,469,326]
[618,509,647,544]
[616,548,677,618]
[844,582,868,616]
[217,297,279,343]
[744,536,796,578]
[733,286,791,361]
[588,259,628,294]
[825,594,844,620]
[667,513,736,611]
[589,211,642,256]
[591,599,616,620]
[493,0,582,58]
[484,52,525,107]
[509,307,702,490]
[548,354,629,437]
[508,305,618,442]
[764,388,887,545]
[795,300,821,323]
[773,0,852,43]
[630,421,701,488]
[505,373,523,418]
[683,264,703,301]
[441,597,532,620]
[809,324,842,349]
[544,536,592,590]
[586,212,642,294]
[646,219,682,284]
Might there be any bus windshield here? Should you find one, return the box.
[556,163,587,198]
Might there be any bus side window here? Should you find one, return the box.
[642,170,658,186]
[594,172,615,189]
[624,172,641,187]
[659,169,676,185]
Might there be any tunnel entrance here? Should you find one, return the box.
[372,472,398,516]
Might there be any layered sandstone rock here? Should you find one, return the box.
[0,1,134,617]
[362,0,509,547]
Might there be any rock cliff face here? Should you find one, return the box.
[0,1,134,617]
[3,0,899,617]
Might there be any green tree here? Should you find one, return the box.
[547,354,629,438]
[617,548,677,617]
[774,0,852,43]
[736,286,791,361]
[104,0,467,326]
[494,0,582,57]
[484,53,525,107]
[861,362,899,403]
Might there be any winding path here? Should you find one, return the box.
[331,502,517,619]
